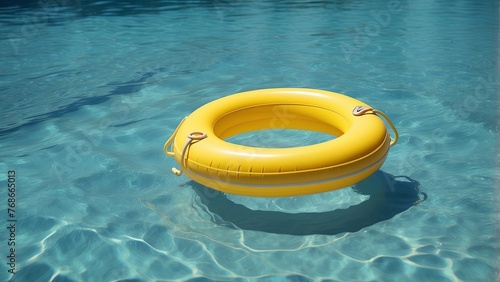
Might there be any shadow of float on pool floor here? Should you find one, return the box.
[191,170,426,236]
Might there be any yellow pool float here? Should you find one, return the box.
[163,88,398,197]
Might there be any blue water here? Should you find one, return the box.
[0,0,498,281]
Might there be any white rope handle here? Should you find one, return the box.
[172,132,207,176]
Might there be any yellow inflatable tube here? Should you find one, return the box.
[164,88,398,197]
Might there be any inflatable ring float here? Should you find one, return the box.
[164,88,398,197]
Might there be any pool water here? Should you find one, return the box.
[1,0,498,281]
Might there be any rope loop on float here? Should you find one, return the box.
[171,131,207,176]
[352,106,399,146]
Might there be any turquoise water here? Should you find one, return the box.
[0,0,498,281]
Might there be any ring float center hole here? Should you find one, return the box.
[214,104,347,148]
[225,129,336,148]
